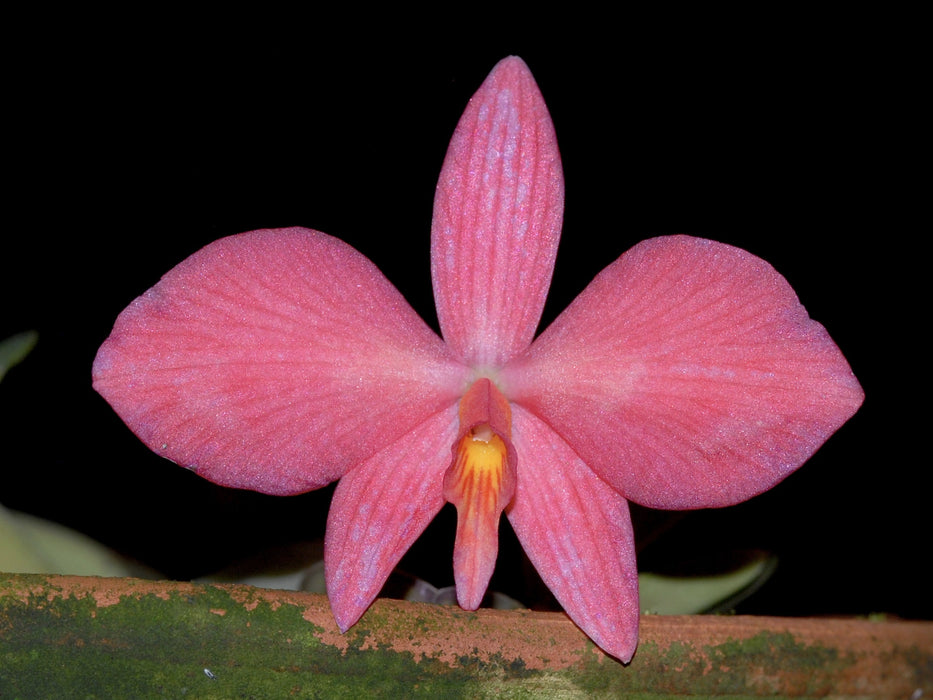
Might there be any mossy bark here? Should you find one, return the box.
[1,573,930,698]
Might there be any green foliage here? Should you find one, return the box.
[640,552,777,614]
[0,330,38,383]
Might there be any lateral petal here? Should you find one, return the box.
[508,405,639,663]
[431,56,564,367]
[503,235,864,509]
[93,228,469,495]
[325,406,457,631]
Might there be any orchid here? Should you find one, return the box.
[92,56,863,662]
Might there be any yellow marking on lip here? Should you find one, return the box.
[447,424,508,517]
[443,378,517,609]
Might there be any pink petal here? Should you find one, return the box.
[325,406,457,631]
[508,405,639,663]
[503,235,864,509]
[93,227,469,495]
[431,56,564,367]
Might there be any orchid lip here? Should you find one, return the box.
[442,378,517,610]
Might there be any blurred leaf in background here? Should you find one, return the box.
[0,330,159,578]
[0,330,38,383]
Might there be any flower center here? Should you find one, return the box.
[447,423,508,519]
[442,378,516,610]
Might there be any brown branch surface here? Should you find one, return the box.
[1,573,930,698]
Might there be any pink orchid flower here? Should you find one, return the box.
[92,56,863,662]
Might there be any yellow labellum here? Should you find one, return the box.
[448,424,508,517]
[442,378,517,609]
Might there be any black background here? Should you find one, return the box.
[2,22,923,620]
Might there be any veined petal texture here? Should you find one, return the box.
[503,235,864,509]
[431,56,564,367]
[508,405,639,663]
[325,406,456,631]
[93,228,469,495]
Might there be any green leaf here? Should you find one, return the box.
[0,330,38,383]
[0,503,159,578]
[639,552,778,614]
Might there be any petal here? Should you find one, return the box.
[431,56,564,367]
[503,235,864,509]
[508,405,639,663]
[325,406,457,631]
[93,228,469,495]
